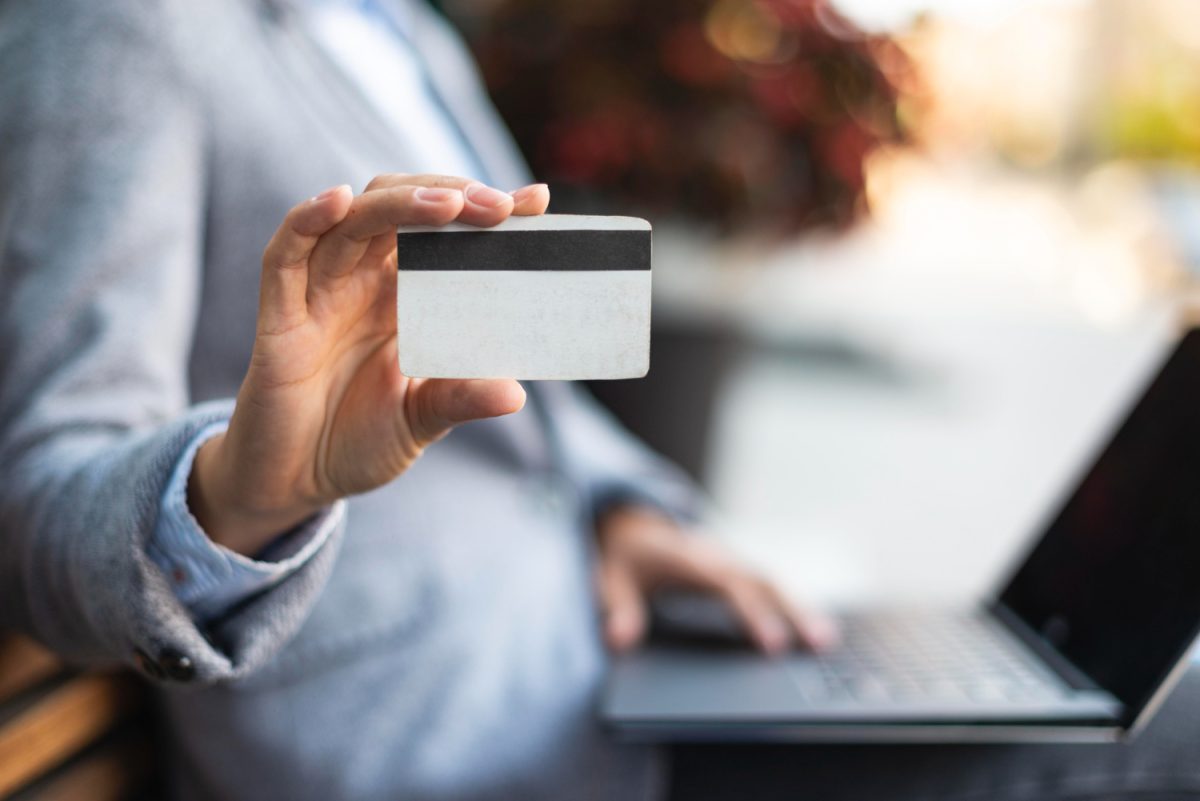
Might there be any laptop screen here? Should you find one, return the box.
[998,329,1200,723]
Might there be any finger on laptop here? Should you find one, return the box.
[597,558,648,652]
[652,536,793,654]
[711,575,793,655]
[761,581,839,652]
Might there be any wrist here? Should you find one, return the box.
[188,433,319,556]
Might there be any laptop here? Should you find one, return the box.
[603,328,1200,743]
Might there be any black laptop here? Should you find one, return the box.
[603,328,1200,742]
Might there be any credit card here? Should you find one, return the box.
[396,214,651,380]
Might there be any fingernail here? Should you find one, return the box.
[511,183,549,201]
[311,184,349,203]
[414,187,461,204]
[464,183,512,208]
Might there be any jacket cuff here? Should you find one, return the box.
[147,421,342,622]
[23,400,345,688]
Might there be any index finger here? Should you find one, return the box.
[364,173,517,227]
[331,185,467,243]
[259,184,353,332]
[307,185,465,284]
[761,581,840,652]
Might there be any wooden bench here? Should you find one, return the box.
[0,635,152,801]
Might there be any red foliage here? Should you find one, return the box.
[458,0,908,235]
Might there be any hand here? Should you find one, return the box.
[596,505,838,655]
[189,176,551,556]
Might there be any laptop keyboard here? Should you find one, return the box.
[790,611,1067,705]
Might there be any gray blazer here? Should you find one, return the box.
[0,1,698,798]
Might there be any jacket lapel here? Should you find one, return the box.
[393,0,532,191]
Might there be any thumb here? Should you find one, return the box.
[597,559,647,652]
[405,378,526,448]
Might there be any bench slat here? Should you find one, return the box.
[9,735,149,801]
[0,639,60,706]
[0,675,135,798]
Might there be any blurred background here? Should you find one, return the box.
[441,0,1200,608]
[8,4,1200,798]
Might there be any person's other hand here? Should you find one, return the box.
[190,176,551,555]
[596,505,838,654]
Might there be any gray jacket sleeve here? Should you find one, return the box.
[533,383,708,524]
[0,1,343,686]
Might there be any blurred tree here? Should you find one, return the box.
[448,0,911,237]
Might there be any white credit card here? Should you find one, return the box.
[396,214,651,380]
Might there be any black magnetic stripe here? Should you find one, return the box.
[396,229,650,271]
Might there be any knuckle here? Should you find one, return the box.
[263,242,300,272]
[366,173,408,191]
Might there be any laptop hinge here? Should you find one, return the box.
[989,603,1105,693]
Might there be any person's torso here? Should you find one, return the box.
[146,2,660,797]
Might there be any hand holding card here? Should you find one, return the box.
[188,176,544,557]
[396,214,652,380]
